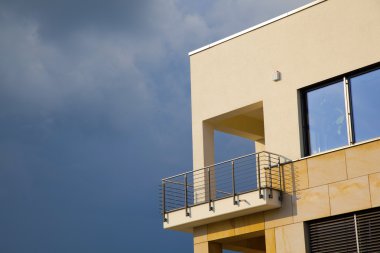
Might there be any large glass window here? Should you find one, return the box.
[302,66,380,156]
[306,82,348,154]
[350,68,380,142]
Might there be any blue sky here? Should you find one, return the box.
[0,0,311,252]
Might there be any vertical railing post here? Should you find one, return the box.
[278,157,283,201]
[184,174,189,216]
[162,180,167,222]
[232,160,237,205]
[207,167,213,211]
[269,153,273,198]
[257,153,263,198]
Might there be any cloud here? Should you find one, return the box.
[0,0,312,131]
[0,0,151,39]
[0,5,152,127]
[0,0,313,252]
[0,0,314,207]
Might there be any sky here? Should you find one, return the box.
[0,0,311,252]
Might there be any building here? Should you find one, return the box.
[160,0,380,252]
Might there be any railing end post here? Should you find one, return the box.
[162,180,167,222]
[184,174,189,217]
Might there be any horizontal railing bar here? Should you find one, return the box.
[164,179,185,185]
[164,186,279,210]
[163,152,270,181]
[163,194,187,200]
[164,203,187,207]
[165,186,186,191]
[163,187,277,214]
[215,189,231,195]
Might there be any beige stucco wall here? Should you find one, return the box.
[188,1,380,252]
[190,0,380,169]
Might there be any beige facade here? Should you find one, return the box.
[190,0,380,167]
[162,0,380,252]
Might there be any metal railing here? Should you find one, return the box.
[159,151,288,222]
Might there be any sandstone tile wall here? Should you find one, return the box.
[369,172,380,207]
[275,223,306,253]
[329,176,371,215]
[193,140,380,253]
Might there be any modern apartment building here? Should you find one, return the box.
[160,0,380,252]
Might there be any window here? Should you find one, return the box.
[350,69,380,142]
[308,213,357,252]
[307,208,380,253]
[302,66,380,156]
[304,81,348,154]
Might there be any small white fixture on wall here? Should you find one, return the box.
[273,71,281,82]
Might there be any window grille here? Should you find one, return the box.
[308,208,380,253]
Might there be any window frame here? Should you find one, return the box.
[300,63,380,157]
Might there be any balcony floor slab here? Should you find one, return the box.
[163,189,281,232]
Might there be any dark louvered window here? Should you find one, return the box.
[357,210,380,252]
[308,214,357,252]
[308,208,380,253]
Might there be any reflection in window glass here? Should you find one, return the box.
[350,68,380,142]
[306,82,348,154]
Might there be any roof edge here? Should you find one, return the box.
[188,0,327,56]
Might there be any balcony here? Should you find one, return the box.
[160,151,289,232]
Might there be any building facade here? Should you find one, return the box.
[161,0,380,252]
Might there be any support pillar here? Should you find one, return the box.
[192,122,215,204]
[194,242,222,253]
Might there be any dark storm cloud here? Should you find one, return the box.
[0,0,312,252]
[0,0,151,39]
[0,1,155,122]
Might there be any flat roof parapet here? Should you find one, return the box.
[188,0,327,56]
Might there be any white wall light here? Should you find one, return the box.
[273,71,281,82]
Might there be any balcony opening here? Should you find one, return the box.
[161,102,286,231]
[208,101,265,156]
[207,102,267,201]
[214,131,254,163]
